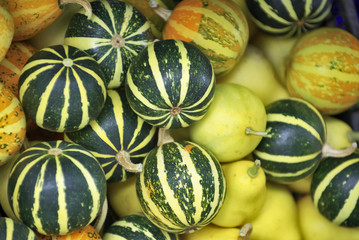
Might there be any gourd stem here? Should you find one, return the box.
[59,0,92,18]
[21,137,31,151]
[322,141,357,159]
[115,150,142,173]
[157,128,175,146]
[148,0,173,21]
[93,197,108,234]
[245,127,268,137]
[247,160,261,178]
[347,131,359,143]
[239,223,253,240]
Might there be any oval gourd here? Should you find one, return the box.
[7,140,107,235]
[64,88,158,182]
[0,41,37,98]
[163,0,249,76]
[125,39,215,129]
[286,27,359,115]
[0,83,26,166]
[136,141,226,234]
[310,151,359,228]
[18,44,107,133]
[253,98,326,183]
[64,0,154,88]
[0,1,14,62]
[103,214,178,240]
[245,0,332,37]
[0,217,39,240]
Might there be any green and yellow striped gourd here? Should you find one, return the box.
[253,98,326,183]
[7,140,107,235]
[136,140,226,234]
[64,0,154,88]
[18,44,107,133]
[0,217,39,240]
[64,88,158,182]
[125,39,215,129]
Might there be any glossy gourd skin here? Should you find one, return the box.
[0,217,39,240]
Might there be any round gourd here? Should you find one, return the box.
[64,0,154,88]
[245,0,332,37]
[125,39,215,129]
[0,1,14,62]
[136,141,226,234]
[286,27,359,115]
[0,217,39,240]
[103,214,178,240]
[7,140,107,235]
[253,98,326,183]
[310,151,359,228]
[163,0,249,76]
[18,44,107,133]
[0,83,26,166]
[64,88,158,182]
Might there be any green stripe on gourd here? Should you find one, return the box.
[253,98,326,183]
[310,151,359,227]
[246,0,332,37]
[64,88,158,182]
[18,44,107,132]
[64,0,154,88]
[125,39,215,129]
[103,214,178,240]
[7,140,107,236]
[0,217,39,240]
[136,141,226,234]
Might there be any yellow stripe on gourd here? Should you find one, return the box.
[5,217,14,240]
[64,37,110,53]
[0,118,25,134]
[54,156,69,234]
[256,0,292,24]
[89,121,118,152]
[254,150,322,164]
[263,161,318,178]
[0,59,21,75]
[313,158,359,207]
[251,18,293,34]
[104,163,125,181]
[0,97,20,119]
[294,44,359,60]
[127,123,156,153]
[177,41,190,106]
[267,113,323,143]
[108,90,125,148]
[89,12,113,36]
[58,68,71,131]
[332,181,359,225]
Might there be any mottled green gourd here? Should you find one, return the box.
[64,0,154,88]
[65,88,158,182]
[136,140,226,234]
[125,39,215,129]
[7,140,107,236]
[0,217,39,240]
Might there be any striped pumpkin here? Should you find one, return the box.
[18,44,107,132]
[64,0,154,88]
[64,88,158,182]
[36,224,101,240]
[286,27,359,115]
[103,214,178,240]
[310,151,359,227]
[0,217,39,240]
[245,0,332,37]
[0,83,26,166]
[0,1,14,62]
[163,0,249,76]
[136,141,226,234]
[125,39,215,129]
[7,140,107,235]
[0,41,36,98]
[253,98,326,183]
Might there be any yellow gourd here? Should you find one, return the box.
[0,0,14,62]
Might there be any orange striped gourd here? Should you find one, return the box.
[0,1,14,62]
[286,27,359,115]
[36,224,102,239]
[0,83,26,166]
[0,41,36,98]
[163,0,249,77]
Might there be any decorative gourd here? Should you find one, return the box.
[125,39,215,129]
[245,0,332,37]
[0,217,39,240]
[0,1,14,62]
[0,41,36,98]
[18,44,107,133]
[310,151,359,227]
[136,140,226,234]
[64,0,154,88]
[103,214,178,240]
[7,140,107,235]
[64,88,158,182]
[253,98,326,183]
[163,0,249,76]
[36,224,101,239]
[0,83,26,166]
[286,27,359,115]
[5,0,92,41]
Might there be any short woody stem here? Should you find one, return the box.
[239,223,253,240]
[347,131,359,143]
[115,150,142,173]
[148,0,173,21]
[245,127,268,137]
[322,141,357,159]
[59,0,92,18]
[157,128,175,146]
[248,160,261,178]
